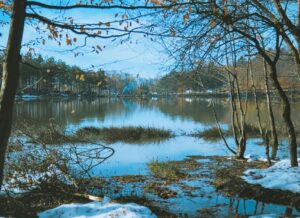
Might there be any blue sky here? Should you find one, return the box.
[0,1,172,79]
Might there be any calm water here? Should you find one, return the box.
[13,97,300,175]
[14,97,300,131]
[13,97,300,217]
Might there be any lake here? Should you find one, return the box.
[12,97,300,217]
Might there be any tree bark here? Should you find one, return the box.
[296,36,300,81]
[269,64,298,166]
[237,136,246,159]
[249,60,263,137]
[263,59,279,160]
[0,0,27,189]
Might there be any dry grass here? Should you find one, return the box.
[148,160,186,180]
[191,127,225,141]
[192,124,262,141]
[76,126,172,144]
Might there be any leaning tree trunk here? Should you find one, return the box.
[269,64,298,167]
[0,0,27,189]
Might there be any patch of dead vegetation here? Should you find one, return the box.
[191,124,263,142]
[144,182,177,199]
[76,126,172,144]
[148,159,200,181]
[0,180,89,218]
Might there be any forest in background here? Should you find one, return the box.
[1,49,298,98]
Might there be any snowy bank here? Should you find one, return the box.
[244,154,268,162]
[242,159,300,193]
[38,197,157,218]
[249,214,280,218]
[1,164,71,195]
[227,154,268,162]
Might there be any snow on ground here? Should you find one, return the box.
[244,154,269,162]
[1,164,71,195]
[242,159,300,193]
[38,197,157,218]
[226,154,268,162]
[248,214,280,218]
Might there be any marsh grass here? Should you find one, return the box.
[76,126,172,144]
[191,127,224,141]
[192,124,262,141]
[148,160,186,180]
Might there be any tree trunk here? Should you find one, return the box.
[263,60,279,160]
[237,136,246,159]
[269,64,298,166]
[0,0,27,189]
[228,74,239,147]
[294,4,300,81]
[296,35,300,86]
[249,62,263,136]
[235,76,247,159]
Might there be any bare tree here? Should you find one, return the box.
[0,0,188,189]
[151,0,298,166]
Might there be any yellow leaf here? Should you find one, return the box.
[79,74,85,81]
[66,39,72,45]
[151,0,162,5]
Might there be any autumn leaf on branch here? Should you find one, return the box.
[66,39,72,45]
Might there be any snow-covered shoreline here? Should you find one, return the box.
[242,159,300,193]
[38,197,157,218]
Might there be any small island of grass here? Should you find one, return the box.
[76,126,173,144]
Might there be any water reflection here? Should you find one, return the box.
[12,97,300,217]
[14,97,300,132]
